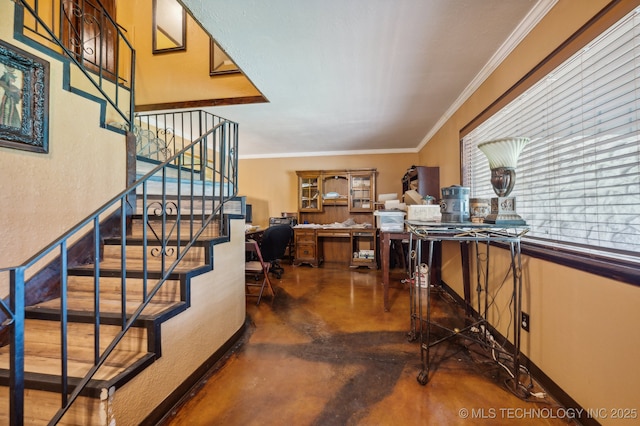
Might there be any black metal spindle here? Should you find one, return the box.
[176,152,183,259]
[9,267,25,426]
[142,182,149,301]
[161,166,167,275]
[93,216,101,359]
[120,200,127,329]
[60,240,68,405]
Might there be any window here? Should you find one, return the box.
[462,8,640,274]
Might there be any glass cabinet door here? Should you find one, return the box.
[298,173,321,211]
[349,172,374,211]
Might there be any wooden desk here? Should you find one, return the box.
[245,228,264,241]
[293,227,377,269]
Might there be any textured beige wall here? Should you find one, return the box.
[117,0,261,107]
[238,153,420,228]
[0,1,127,273]
[418,0,640,421]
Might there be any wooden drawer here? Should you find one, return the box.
[295,243,316,260]
[316,230,350,238]
[295,229,316,243]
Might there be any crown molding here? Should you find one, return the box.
[416,0,559,151]
[239,147,418,160]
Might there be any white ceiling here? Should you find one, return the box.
[180,0,556,159]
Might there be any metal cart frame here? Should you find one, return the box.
[406,221,529,397]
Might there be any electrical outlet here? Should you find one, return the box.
[521,312,530,332]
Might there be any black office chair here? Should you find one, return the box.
[260,224,293,279]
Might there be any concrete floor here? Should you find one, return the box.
[160,263,576,426]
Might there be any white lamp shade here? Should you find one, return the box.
[477,137,529,169]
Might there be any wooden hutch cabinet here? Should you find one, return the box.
[297,171,322,212]
[294,169,377,269]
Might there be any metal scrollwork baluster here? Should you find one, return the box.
[62,0,101,57]
[147,201,177,217]
[150,245,175,258]
[146,201,179,258]
[157,128,175,161]
[159,144,171,160]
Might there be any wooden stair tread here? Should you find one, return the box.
[0,387,100,425]
[2,349,145,380]
[0,320,149,381]
[31,295,180,317]
[70,257,207,273]
[61,275,181,294]
[48,288,179,303]
[126,220,222,240]
[101,246,208,264]
[127,226,221,240]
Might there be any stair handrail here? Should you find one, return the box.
[1,110,239,425]
[131,110,233,167]
[14,0,135,126]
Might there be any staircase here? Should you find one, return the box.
[0,155,244,424]
[0,106,242,425]
[0,105,243,423]
[0,197,229,424]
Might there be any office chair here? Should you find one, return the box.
[259,224,294,279]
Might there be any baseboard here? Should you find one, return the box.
[439,280,600,426]
[142,318,251,425]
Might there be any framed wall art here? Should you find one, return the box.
[210,38,241,76]
[153,0,186,53]
[0,40,50,153]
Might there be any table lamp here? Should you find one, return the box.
[477,137,529,225]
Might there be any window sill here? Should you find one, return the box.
[521,242,639,287]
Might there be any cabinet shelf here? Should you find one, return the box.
[323,198,348,206]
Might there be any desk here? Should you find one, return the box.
[293,227,377,269]
[380,230,441,312]
[245,227,264,241]
[406,221,529,396]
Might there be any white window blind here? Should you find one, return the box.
[462,8,640,264]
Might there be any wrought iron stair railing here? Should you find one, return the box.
[118,111,233,168]
[14,0,135,126]
[0,110,239,425]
